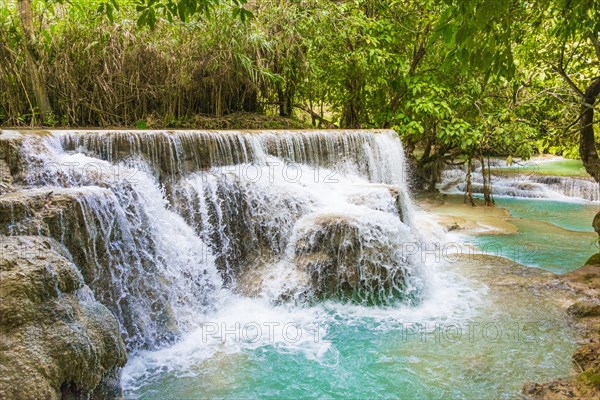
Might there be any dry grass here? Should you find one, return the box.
[0,7,277,128]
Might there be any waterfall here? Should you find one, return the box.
[440,164,599,203]
[0,129,425,352]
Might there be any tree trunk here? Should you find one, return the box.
[342,76,361,129]
[464,155,476,206]
[17,0,52,122]
[579,78,600,182]
[480,153,493,206]
[486,155,495,206]
[578,78,600,243]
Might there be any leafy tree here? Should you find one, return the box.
[437,0,599,182]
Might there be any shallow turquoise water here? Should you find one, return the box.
[470,197,598,273]
[491,197,597,232]
[124,272,576,399]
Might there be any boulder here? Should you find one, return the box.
[294,213,412,304]
[0,236,126,399]
[0,131,24,186]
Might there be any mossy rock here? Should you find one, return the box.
[567,301,600,318]
[593,211,600,235]
[0,236,126,399]
[585,253,600,266]
[577,370,600,391]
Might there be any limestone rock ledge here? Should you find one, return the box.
[0,187,115,285]
[0,236,126,399]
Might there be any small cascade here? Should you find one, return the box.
[440,164,599,202]
[0,144,221,350]
[55,129,401,176]
[173,159,420,304]
[0,129,424,353]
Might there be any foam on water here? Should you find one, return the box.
[121,257,482,396]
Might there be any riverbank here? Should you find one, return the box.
[523,262,600,399]
[420,193,600,398]
[1,112,309,131]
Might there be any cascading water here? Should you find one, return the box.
[0,129,578,398]
[1,139,222,349]
[437,158,598,274]
[0,129,425,350]
[440,161,599,203]
[173,159,421,305]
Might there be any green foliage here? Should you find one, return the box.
[578,370,600,389]
[0,0,596,179]
[134,0,252,28]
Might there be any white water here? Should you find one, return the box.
[7,139,222,349]
[1,130,448,350]
[173,159,424,304]
[439,163,599,203]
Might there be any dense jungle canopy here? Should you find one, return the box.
[0,0,599,188]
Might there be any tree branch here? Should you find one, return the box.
[552,41,585,99]
[294,104,336,128]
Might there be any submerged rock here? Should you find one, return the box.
[0,236,126,399]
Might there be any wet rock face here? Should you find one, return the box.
[294,214,409,304]
[173,173,307,284]
[594,211,600,236]
[0,187,114,284]
[0,187,181,350]
[0,133,24,183]
[0,160,13,195]
[0,236,126,400]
